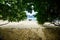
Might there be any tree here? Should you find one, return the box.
[35,0,60,25]
[0,0,27,22]
[0,0,60,25]
[0,0,27,26]
[22,0,52,24]
[34,0,49,24]
[23,0,60,25]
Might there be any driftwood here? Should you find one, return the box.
[0,22,9,26]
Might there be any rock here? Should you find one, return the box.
[43,22,55,27]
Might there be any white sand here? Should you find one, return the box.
[0,20,44,28]
[0,20,46,40]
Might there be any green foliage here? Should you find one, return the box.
[22,0,50,24]
[34,0,49,24]
[34,0,60,24]
[0,0,59,24]
[24,0,60,24]
[0,0,27,22]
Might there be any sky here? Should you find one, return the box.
[25,10,38,21]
